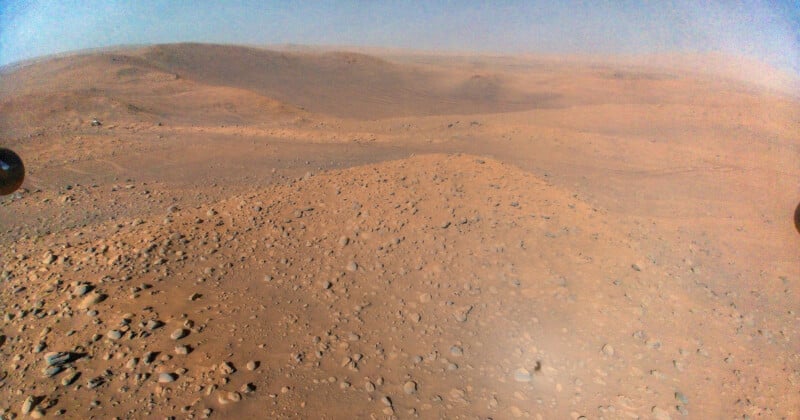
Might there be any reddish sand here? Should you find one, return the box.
[0,43,798,419]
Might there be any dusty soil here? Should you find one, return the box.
[0,43,798,419]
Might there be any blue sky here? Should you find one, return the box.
[1,1,798,73]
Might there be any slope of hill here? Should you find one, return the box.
[2,154,795,418]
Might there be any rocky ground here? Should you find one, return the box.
[2,154,797,419]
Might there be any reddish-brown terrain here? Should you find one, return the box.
[0,43,798,419]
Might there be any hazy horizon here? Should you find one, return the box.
[1,1,798,75]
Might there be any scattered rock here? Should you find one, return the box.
[61,370,80,386]
[42,252,56,265]
[454,305,473,322]
[170,329,188,340]
[158,372,177,383]
[87,376,105,389]
[652,406,672,420]
[675,391,688,405]
[403,381,417,394]
[126,358,139,370]
[218,391,242,404]
[43,365,64,378]
[513,368,532,382]
[74,283,94,296]
[146,319,164,330]
[449,388,467,404]
[365,381,376,392]
[77,292,107,309]
[646,338,662,349]
[44,352,73,367]
[220,362,236,375]
[602,344,615,356]
[21,395,36,414]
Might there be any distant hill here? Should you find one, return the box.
[1,43,795,129]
